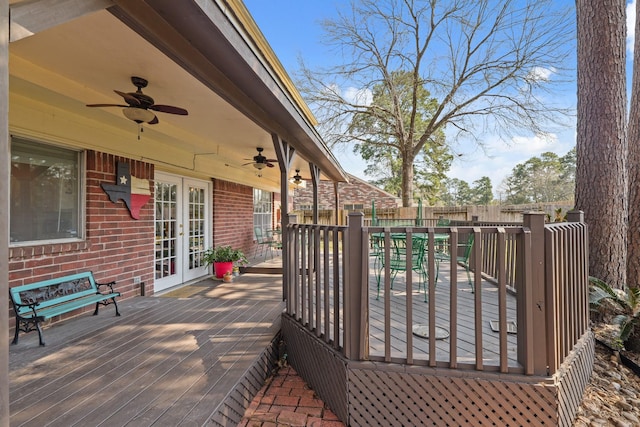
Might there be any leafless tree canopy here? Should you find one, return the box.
[297,0,574,205]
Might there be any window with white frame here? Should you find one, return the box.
[253,188,272,236]
[344,204,364,211]
[10,137,83,244]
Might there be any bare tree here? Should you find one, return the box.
[298,0,573,206]
[576,0,627,287]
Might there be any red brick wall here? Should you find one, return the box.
[8,155,266,334]
[9,151,155,327]
[212,179,255,257]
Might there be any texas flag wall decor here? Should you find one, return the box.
[101,162,151,220]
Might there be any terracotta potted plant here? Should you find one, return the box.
[203,245,248,279]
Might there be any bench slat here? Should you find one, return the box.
[14,289,100,312]
[24,293,121,320]
[10,272,97,295]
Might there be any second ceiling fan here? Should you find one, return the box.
[243,147,277,170]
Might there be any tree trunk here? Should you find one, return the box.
[628,3,640,288]
[576,0,627,287]
[401,150,414,207]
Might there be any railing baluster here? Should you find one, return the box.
[323,227,330,344]
[427,227,438,368]
[333,228,341,350]
[383,228,391,362]
[315,225,321,337]
[405,230,413,365]
[307,227,313,331]
[472,227,483,371]
[448,229,458,369]
[497,228,508,373]
[301,227,307,325]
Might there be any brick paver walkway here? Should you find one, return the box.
[239,366,346,427]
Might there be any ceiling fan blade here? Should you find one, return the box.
[148,115,159,125]
[265,159,278,163]
[149,104,189,115]
[241,162,255,166]
[86,103,129,108]
[265,163,275,168]
[114,90,142,106]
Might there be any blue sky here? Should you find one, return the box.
[244,0,635,197]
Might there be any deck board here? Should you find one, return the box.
[9,275,284,427]
[368,259,519,367]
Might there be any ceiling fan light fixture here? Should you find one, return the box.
[292,169,303,185]
[253,162,266,170]
[122,107,155,123]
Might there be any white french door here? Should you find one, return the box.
[154,173,210,293]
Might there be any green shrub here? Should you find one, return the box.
[589,276,640,352]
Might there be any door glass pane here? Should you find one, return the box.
[188,186,206,269]
[155,182,177,279]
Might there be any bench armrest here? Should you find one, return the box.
[13,301,40,310]
[96,280,117,294]
[12,301,41,319]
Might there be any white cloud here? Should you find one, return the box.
[504,133,559,155]
[526,66,555,83]
[343,86,373,106]
[446,131,575,196]
[628,0,636,55]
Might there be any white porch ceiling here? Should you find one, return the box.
[8,1,346,192]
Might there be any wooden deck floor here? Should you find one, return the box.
[9,255,520,426]
[368,261,519,368]
[9,273,284,427]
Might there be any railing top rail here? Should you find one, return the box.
[288,223,348,231]
[450,220,523,226]
[365,225,526,234]
[544,221,587,230]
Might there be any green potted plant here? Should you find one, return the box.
[203,245,248,279]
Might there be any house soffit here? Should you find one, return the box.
[8,0,346,191]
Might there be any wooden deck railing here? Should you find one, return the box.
[284,211,589,376]
[544,211,590,373]
[285,223,348,352]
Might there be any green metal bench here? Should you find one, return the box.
[10,271,121,346]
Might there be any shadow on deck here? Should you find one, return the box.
[9,271,284,427]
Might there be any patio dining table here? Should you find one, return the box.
[370,232,450,252]
[371,232,453,341]
[370,232,449,301]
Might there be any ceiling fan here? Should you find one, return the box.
[243,147,277,170]
[86,76,188,128]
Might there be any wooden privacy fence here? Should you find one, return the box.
[292,201,574,226]
[284,211,589,376]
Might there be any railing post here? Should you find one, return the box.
[566,210,584,223]
[521,212,547,375]
[344,212,368,360]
